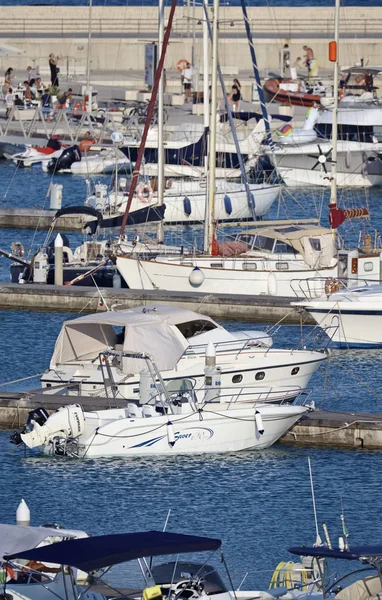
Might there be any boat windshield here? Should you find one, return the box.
[176,320,217,339]
[252,235,275,252]
[151,562,228,595]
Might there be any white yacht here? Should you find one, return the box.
[116,224,341,298]
[294,283,382,347]
[40,305,327,403]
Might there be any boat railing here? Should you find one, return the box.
[290,276,381,301]
[183,335,272,356]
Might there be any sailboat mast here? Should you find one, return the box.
[86,0,93,92]
[156,0,165,243]
[207,0,219,255]
[202,0,210,253]
[330,0,340,212]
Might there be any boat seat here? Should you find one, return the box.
[142,405,156,418]
[127,403,143,418]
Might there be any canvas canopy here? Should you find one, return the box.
[243,225,335,268]
[49,306,213,373]
[5,531,222,572]
[0,524,87,561]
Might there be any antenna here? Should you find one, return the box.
[163,508,172,532]
[308,457,322,547]
[340,497,350,550]
[322,522,333,550]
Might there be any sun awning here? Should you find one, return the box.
[0,524,87,559]
[289,545,382,561]
[50,308,191,372]
[5,531,222,572]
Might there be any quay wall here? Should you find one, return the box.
[0,7,381,77]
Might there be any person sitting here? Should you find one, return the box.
[14,94,24,107]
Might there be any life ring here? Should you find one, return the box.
[165,178,173,189]
[14,242,25,257]
[177,59,188,73]
[324,278,340,296]
[137,183,153,203]
[73,102,86,116]
[0,565,15,583]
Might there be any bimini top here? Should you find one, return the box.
[239,224,335,268]
[50,305,214,372]
[0,523,88,561]
[4,530,222,572]
[289,545,382,561]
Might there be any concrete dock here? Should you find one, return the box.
[2,391,382,450]
[0,282,307,323]
[0,208,88,231]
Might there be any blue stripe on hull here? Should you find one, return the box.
[332,341,382,349]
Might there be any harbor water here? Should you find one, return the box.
[0,147,382,590]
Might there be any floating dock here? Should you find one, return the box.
[0,208,87,231]
[1,392,382,449]
[0,282,307,323]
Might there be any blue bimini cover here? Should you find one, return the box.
[4,530,222,572]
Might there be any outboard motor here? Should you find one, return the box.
[47,145,81,173]
[19,404,85,452]
[10,407,49,445]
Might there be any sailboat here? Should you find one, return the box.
[115,0,347,299]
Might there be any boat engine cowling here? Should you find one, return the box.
[20,404,85,449]
[47,145,81,173]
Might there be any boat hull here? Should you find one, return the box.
[305,305,382,347]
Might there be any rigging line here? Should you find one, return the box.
[331,356,382,400]
[0,373,43,388]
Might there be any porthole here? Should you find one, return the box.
[255,371,265,381]
[232,374,243,383]
[291,367,300,375]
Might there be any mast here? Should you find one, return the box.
[156,0,165,243]
[86,0,93,95]
[119,0,178,237]
[207,0,219,255]
[330,0,340,215]
[202,0,210,253]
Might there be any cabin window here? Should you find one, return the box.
[274,242,296,254]
[232,374,243,383]
[291,367,300,375]
[276,262,289,270]
[255,371,265,381]
[309,238,321,252]
[363,262,374,272]
[176,319,216,339]
[243,262,257,271]
[210,263,223,268]
[237,234,255,248]
[253,235,275,252]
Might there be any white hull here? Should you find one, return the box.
[41,347,326,403]
[71,155,130,175]
[306,305,382,346]
[116,254,338,297]
[94,182,280,224]
[278,166,382,188]
[38,403,307,457]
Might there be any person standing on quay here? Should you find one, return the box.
[4,68,13,93]
[49,54,59,87]
[5,88,14,118]
[181,62,193,103]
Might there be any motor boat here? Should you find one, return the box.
[39,304,327,404]
[85,177,280,229]
[17,347,309,457]
[293,283,382,347]
[44,145,131,175]
[263,76,326,107]
[9,137,67,168]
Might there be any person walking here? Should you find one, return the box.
[231,79,242,112]
[5,88,14,118]
[281,44,290,76]
[49,54,59,87]
[4,68,13,93]
[181,62,193,103]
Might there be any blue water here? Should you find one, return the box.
[0,159,382,591]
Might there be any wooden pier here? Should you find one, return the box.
[2,391,382,449]
[0,282,307,323]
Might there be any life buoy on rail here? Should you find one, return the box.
[14,241,25,258]
[165,178,173,189]
[73,102,86,116]
[177,59,188,73]
[324,278,340,296]
[137,183,153,203]
[0,565,15,584]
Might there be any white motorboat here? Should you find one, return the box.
[268,106,382,188]
[86,177,280,226]
[42,146,130,175]
[40,305,326,403]
[293,283,382,347]
[10,142,66,168]
[20,348,309,457]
